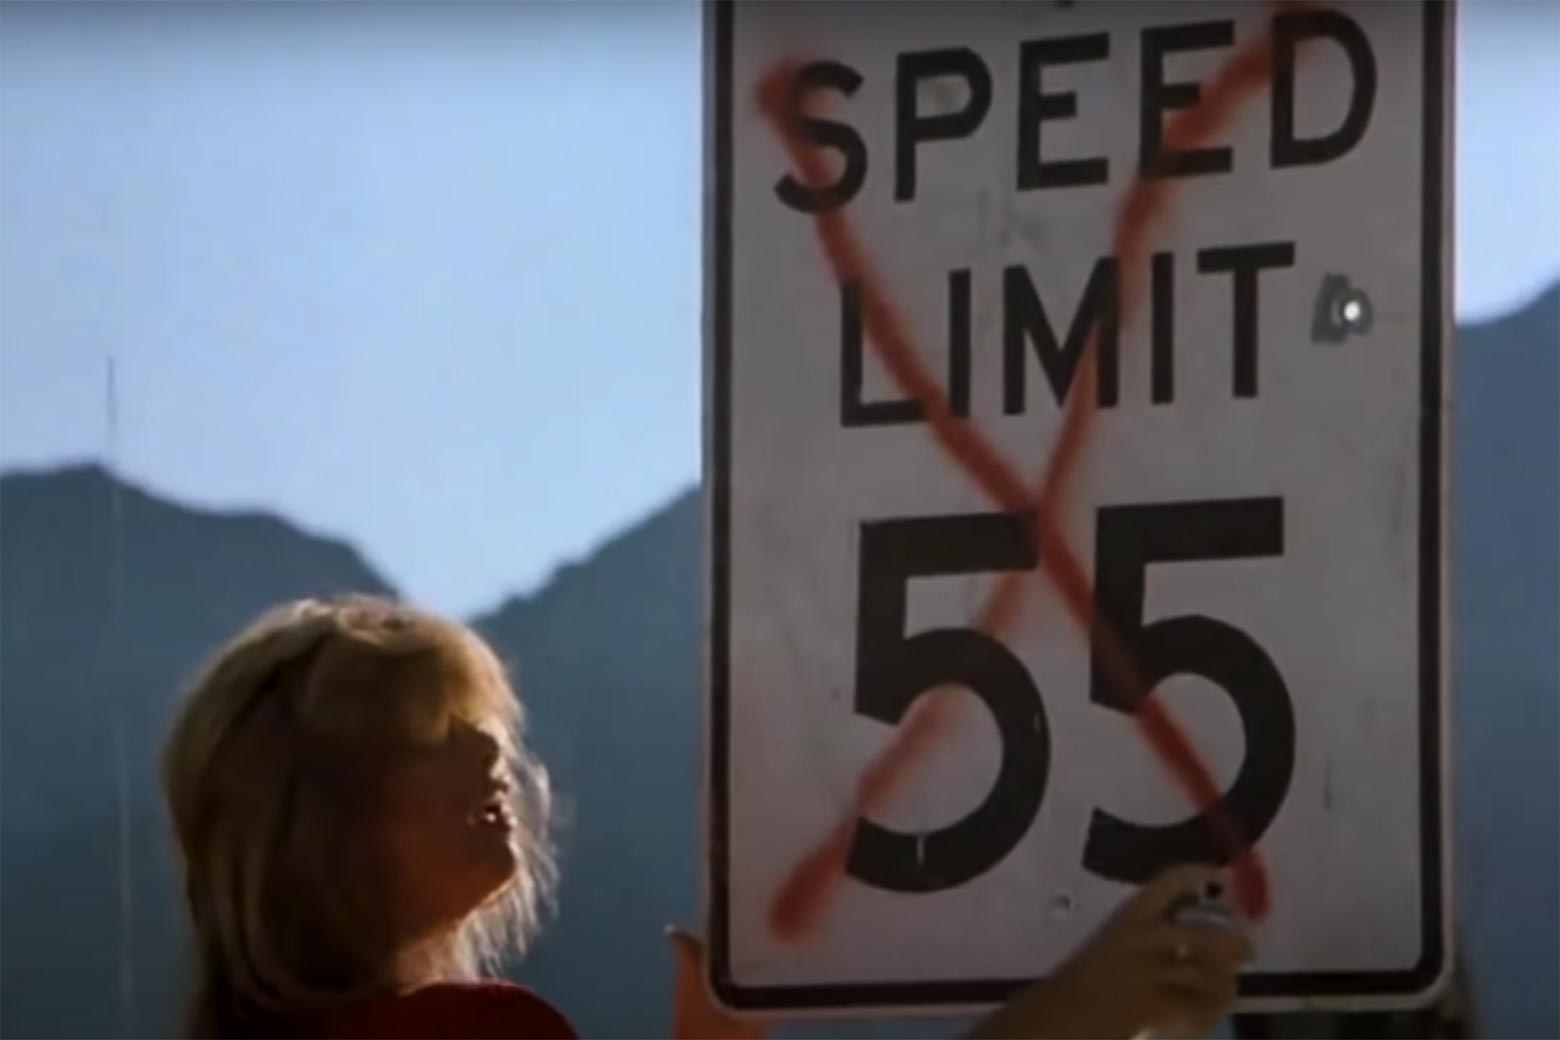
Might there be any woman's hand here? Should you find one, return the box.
[668,927,769,1040]
[971,865,1253,1040]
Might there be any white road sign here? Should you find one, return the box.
[706,0,1450,1014]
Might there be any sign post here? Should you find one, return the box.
[706,0,1450,1015]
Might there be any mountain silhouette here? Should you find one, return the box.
[0,284,1555,1038]
[0,466,396,1037]
[1447,283,1559,1038]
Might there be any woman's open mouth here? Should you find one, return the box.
[469,782,514,831]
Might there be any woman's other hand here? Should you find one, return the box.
[972,865,1253,1039]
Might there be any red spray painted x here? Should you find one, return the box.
[752,10,1307,943]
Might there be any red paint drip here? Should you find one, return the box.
[758,7,1306,941]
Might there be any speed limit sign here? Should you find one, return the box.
[704,0,1450,1014]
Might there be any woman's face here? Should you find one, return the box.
[380,715,518,940]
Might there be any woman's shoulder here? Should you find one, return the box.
[316,980,578,1040]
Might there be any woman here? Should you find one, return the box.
[163,595,1248,1038]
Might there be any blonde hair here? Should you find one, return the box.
[162,595,555,1036]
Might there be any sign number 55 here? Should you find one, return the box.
[845,496,1296,893]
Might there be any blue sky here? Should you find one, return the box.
[2,0,1557,618]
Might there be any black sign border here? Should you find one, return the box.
[705,0,1449,1013]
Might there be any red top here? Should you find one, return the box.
[312,981,578,1040]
